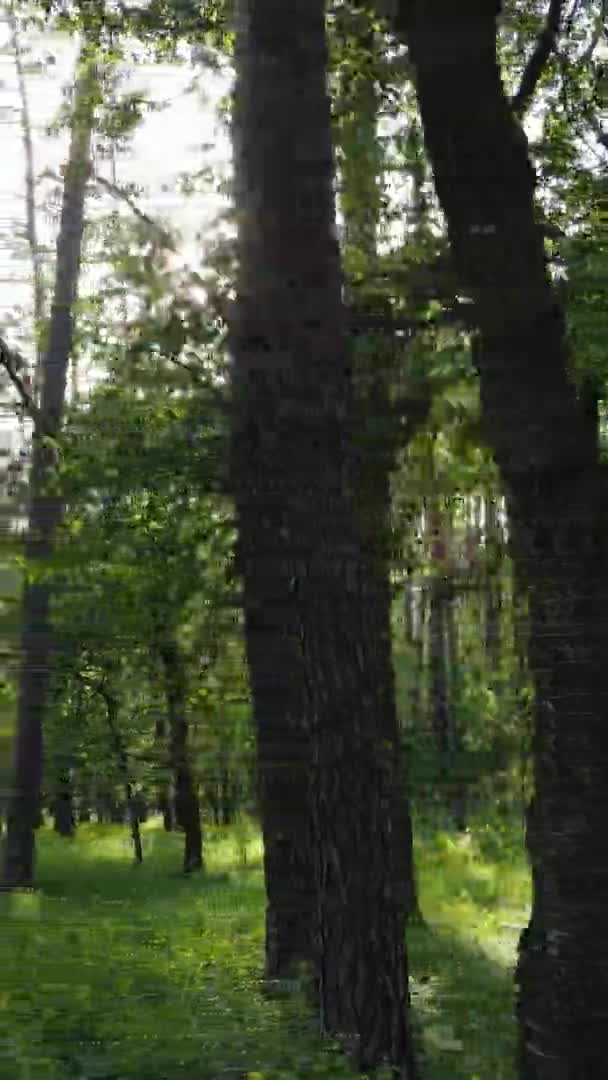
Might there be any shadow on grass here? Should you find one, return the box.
[0,850,354,1079]
[408,918,518,1079]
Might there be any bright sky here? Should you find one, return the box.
[0,14,231,450]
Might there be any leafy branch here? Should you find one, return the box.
[510,0,565,117]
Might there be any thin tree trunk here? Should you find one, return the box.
[98,685,142,864]
[429,575,450,764]
[230,3,417,1072]
[335,5,420,929]
[403,578,424,727]
[484,494,502,668]
[396,4,608,1074]
[158,640,203,874]
[444,580,467,829]
[159,790,176,831]
[153,708,175,830]
[2,41,98,890]
[8,0,46,402]
[52,768,75,837]
[428,572,466,828]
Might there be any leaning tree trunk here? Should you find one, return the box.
[2,41,98,890]
[395,3,608,1075]
[158,640,203,874]
[230,1,417,1073]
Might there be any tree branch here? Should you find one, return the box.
[0,334,42,428]
[41,167,176,251]
[163,353,207,381]
[576,0,606,64]
[91,173,176,250]
[510,0,565,118]
[564,0,582,37]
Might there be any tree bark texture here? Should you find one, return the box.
[230,1,417,1072]
[395,3,608,1075]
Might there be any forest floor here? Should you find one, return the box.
[0,811,530,1080]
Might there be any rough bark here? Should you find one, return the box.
[230,2,416,1072]
[393,3,608,1075]
[2,42,98,890]
[336,4,420,927]
[237,543,316,983]
[158,640,203,874]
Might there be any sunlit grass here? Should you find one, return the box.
[408,809,530,1079]
[0,811,530,1079]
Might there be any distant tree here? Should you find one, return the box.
[2,33,100,889]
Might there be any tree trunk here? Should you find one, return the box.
[2,42,98,890]
[52,768,75,837]
[484,495,502,668]
[230,2,417,1072]
[405,575,427,717]
[160,794,176,831]
[396,4,608,1074]
[429,576,450,762]
[153,710,175,830]
[127,788,143,865]
[95,797,107,823]
[8,0,46,402]
[335,5,420,928]
[158,640,203,874]
[428,574,466,829]
[444,581,467,830]
[218,766,239,825]
[97,687,142,863]
[238,577,316,981]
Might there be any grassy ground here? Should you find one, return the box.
[0,811,530,1080]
